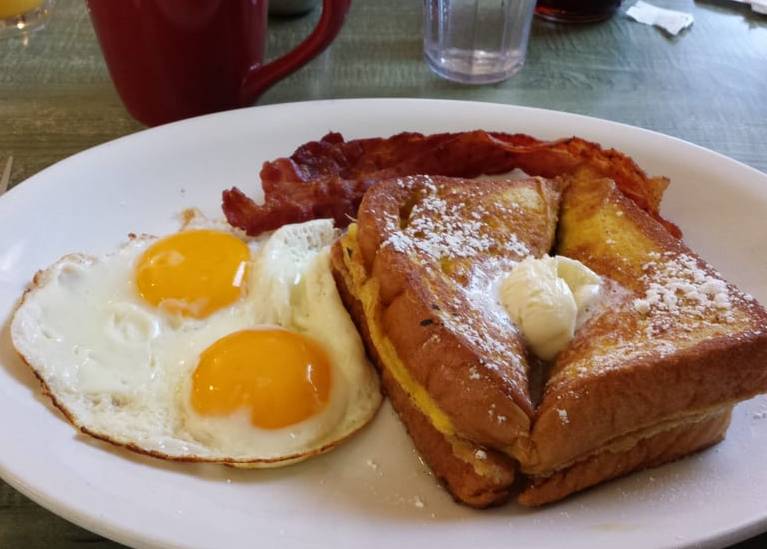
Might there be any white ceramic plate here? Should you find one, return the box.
[1,99,766,549]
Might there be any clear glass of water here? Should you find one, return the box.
[423,0,536,84]
[0,0,54,37]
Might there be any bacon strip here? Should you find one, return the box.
[222,131,679,237]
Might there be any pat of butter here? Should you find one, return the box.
[500,255,601,360]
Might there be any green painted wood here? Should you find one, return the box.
[1,0,765,546]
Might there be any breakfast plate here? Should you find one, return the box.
[1,99,766,549]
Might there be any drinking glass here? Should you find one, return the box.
[0,0,53,36]
[423,0,536,85]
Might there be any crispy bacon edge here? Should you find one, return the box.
[222,131,680,237]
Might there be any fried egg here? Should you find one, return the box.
[11,216,381,465]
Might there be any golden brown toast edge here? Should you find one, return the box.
[331,239,517,507]
[519,406,732,506]
[528,177,767,477]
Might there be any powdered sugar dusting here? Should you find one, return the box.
[633,252,736,331]
[440,304,512,357]
[382,176,533,383]
[555,247,762,386]
[382,177,529,261]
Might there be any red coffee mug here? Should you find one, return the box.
[86,0,351,127]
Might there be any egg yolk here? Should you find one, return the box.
[135,230,250,319]
[191,329,332,429]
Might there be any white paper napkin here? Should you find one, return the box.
[730,0,767,14]
[626,1,694,35]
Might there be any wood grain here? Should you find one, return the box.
[1,0,765,546]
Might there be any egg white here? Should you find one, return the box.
[11,218,382,465]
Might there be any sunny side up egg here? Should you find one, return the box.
[11,215,382,465]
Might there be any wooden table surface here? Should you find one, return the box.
[1,0,765,546]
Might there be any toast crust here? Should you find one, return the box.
[332,243,516,507]
[519,406,732,506]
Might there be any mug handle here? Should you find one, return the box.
[239,0,352,105]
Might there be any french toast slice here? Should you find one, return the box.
[331,175,563,507]
[520,176,767,504]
